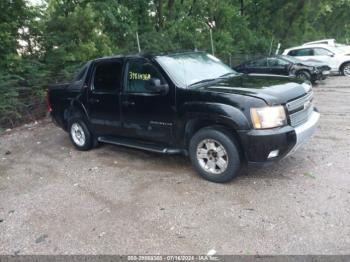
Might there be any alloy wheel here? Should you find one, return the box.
[343,65,350,76]
[196,138,229,175]
[71,123,86,146]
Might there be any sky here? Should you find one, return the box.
[27,0,44,6]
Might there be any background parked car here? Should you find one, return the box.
[302,39,350,53]
[233,55,331,83]
[282,44,350,76]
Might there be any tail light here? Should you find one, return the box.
[47,89,52,113]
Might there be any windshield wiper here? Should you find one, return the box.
[189,72,238,87]
[189,78,218,86]
[189,73,238,86]
[219,72,237,78]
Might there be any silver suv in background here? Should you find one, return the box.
[302,39,350,53]
[282,44,350,76]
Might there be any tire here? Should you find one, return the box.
[189,127,241,183]
[68,118,93,151]
[341,62,350,76]
[296,70,311,81]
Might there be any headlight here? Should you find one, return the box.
[250,106,287,129]
[302,81,312,92]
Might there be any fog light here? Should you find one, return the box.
[268,150,279,159]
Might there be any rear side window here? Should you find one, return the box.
[93,60,123,92]
[73,65,87,82]
[314,48,333,56]
[288,48,313,56]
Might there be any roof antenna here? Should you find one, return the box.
[136,32,141,53]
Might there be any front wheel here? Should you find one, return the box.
[68,118,93,151]
[296,70,311,81]
[341,62,350,76]
[189,128,241,183]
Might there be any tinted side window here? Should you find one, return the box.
[73,65,87,82]
[268,58,289,67]
[246,58,267,68]
[126,60,166,93]
[289,48,313,56]
[93,60,123,92]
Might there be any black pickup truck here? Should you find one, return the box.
[48,51,320,183]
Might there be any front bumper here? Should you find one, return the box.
[320,70,330,80]
[322,70,330,76]
[312,71,329,81]
[238,109,320,164]
[286,110,320,156]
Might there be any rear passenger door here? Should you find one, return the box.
[288,48,314,62]
[87,59,123,136]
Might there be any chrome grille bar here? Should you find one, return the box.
[286,91,314,127]
[286,91,313,112]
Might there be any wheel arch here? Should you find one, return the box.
[183,117,245,160]
[63,99,89,130]
[339,61,350,74]
[295,69,311,76]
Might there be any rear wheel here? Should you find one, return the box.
[189,127,241,183]
[341,62,350,76]
[296,70,311,81]
[68,118,93,151]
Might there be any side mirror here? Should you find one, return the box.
[145,78,169,94]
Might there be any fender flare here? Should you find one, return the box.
[65,98,90,123]
[178,102,251,146]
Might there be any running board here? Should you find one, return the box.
[97,136,183,154]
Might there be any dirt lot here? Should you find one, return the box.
[0,77,349,255]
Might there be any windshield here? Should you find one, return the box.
[156,52,236,87]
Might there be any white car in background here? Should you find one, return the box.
[282,44,350,76]
[302,39,350,53]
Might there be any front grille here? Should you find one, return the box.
[286,91,313,127]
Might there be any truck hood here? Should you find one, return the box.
[198,74,310,105]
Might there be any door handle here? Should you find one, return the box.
[88,98,100,104]
[122,101,135,106]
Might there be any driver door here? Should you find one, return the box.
[267,58,290,75]
[120,58,175,144]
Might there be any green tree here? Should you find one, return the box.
[0,0,27,71]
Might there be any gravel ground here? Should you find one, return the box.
[0,76,349,255]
